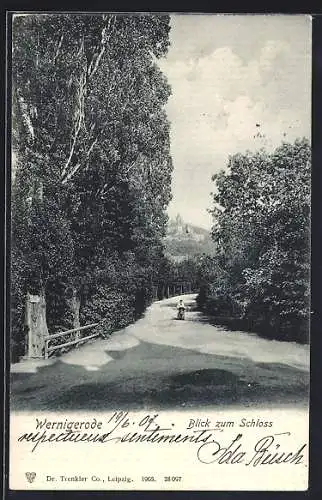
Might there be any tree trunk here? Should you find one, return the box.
[25,289,48,358]
[66,287,81,338]
[72,289,81,339]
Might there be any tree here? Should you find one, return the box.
[11,13,172,360]
[201,138,310,342]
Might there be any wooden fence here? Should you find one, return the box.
[44,323,99,359]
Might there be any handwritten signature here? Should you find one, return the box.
[197,432,307,466]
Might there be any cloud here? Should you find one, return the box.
[158,22,311,228]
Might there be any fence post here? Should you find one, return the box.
[25,292,48,358]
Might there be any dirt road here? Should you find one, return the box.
[11,295,309,411]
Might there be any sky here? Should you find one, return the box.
[158,14,312,229]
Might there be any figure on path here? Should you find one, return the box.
[177,298,186,320]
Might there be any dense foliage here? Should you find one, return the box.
[153,256,200,299]
[11,14,172,360]
[197,139,311,343]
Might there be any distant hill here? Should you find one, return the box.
[163,214,216,262]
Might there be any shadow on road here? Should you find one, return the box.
[11,342,309,412]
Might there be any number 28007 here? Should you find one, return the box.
[164,476,182,482]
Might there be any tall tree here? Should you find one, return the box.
[11,13,172,359]
[201,138,311,342]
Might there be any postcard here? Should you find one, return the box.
[8,12,311,491]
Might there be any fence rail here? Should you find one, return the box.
[44,322,99,359]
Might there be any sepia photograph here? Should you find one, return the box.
[8,12,311,491]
